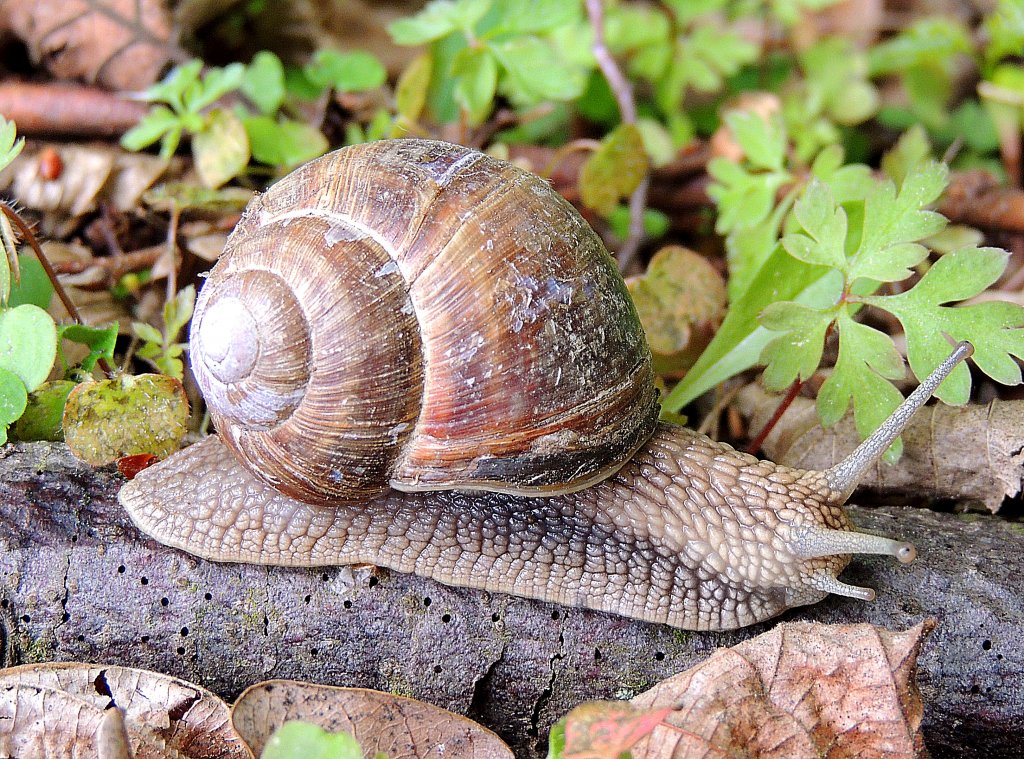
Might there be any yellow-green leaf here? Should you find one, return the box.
[63,374,189,465]
[579,123,648,217]
[627,246,726,374]
[193,109,250,189]
[395,53,432,125]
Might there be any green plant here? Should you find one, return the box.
[121,60,249,187]
[389,0,588,126]
[668,119,1024,458]
[132,285,196,381]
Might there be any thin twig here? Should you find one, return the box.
[0,201,113,376]
[539,139,602,178]
[585,0,649,271]
[745,377,804,455]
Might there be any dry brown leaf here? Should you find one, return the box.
[232,680,514,759]
[627,621,931,759]
[0,0,182,90]
[0,143,171,216]
[737,384,1024,512]
[0,663,250,758]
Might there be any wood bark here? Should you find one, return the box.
[1,441,1021,758]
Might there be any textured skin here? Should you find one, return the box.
[119,423,851,631]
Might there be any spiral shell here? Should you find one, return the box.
[189,139,658,504]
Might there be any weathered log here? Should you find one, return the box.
[1,441,1021,758]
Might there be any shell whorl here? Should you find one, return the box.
[191,139,659,504]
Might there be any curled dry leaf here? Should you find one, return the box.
[0,0,182,90]
[625,621,931,759]
[626,245,727,377]
[0,662,250,758]
[738,384,1024,512]
[232,680,514,759]
[0,143,171,216]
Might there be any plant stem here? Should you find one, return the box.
[585,0,649,272]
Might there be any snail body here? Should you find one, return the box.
[119,139,969,631]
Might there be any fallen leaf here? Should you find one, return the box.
[0,143,171,215]
[1,0,182,90]
[627,245,727,376]
[232,681,514,759]
[737,384,1024,512]
[63,373,189,465]
[0,663,250,758]
[627,621,931,759]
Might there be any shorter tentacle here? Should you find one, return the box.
[805,572,876,602]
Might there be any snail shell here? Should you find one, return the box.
[191,139,659,504]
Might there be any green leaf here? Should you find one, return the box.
[607,206,670,240]
[849,160,948,284]
[59,323,118,373]
[546,716,566,759]
[305,50,386,93]
[389,0,489,44]
[484,0,580,36]
[261,721,364,759]
[8,253,53,309]
[0,366,28,445]
[140,60,202,110]
[120,106,181,152]
[663,247,841,411]
[867,17,972,75]
[186,63,245,113]
[164,284,196,339]
[132,321,163,345]
[451,46,498,125]
[725,112,786,172]
[863,246,1024,403]
[193,108,250,188]
[0,304,57,392]
[244,116,328,168]
[816,315,907,459]
[880,125,932,186]
[242,51,286,114]
[0,116,24,172]
[579,124,648,217]
[758,303,833,390]
[11,379,75,442]
[490,36,586,102]
[782,180,848,270]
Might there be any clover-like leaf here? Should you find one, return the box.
[193,108,250,188]
[0,366,28,445]
[0,304,57,393]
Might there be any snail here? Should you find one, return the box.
[118,139,971,631]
